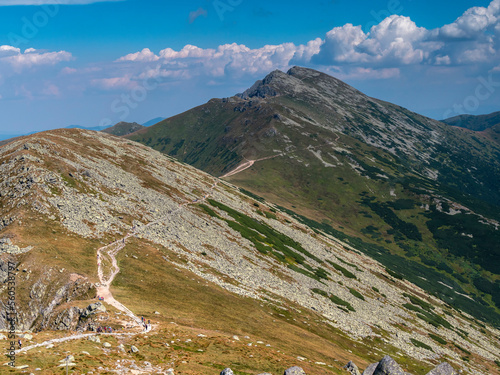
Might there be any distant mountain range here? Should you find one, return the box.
[442,111,500,131]
[0,117,165,145]
[127,66,500,327]
[101,121,145,136]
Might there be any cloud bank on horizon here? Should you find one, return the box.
[0,0,499,132]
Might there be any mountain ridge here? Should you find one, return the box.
[126,66,500,328]
[1,128,499,373]
[442,111,500,131]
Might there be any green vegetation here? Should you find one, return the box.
[312,288,355,312]
[326,260,357,279]
[61,173,78,189]
[425,207,500,275]
[360,195,422,241]
[264,211,277,220]
[386,268,404,280]
[205,199,327,282]
[402,294,451,329]
[349,288,365,301]
[278,207,500,328]
[336,257,362,272]
[410,338,433,352]
[240,188,266,203]
[403,293,433,310]
[453,343,471,356]
[199,204,218,218]
[428,333,447,345]
[415,313,451,330]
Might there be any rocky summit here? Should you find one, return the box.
[0,128,499,373]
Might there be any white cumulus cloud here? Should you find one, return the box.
[78,0,500,97]
[0,47,72,72]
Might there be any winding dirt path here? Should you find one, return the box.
[16,180,220,354]
[221,133,341,178]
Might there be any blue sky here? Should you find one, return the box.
[0,0,499,134]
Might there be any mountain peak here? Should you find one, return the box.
[286,65,322,79]
[237,66,366,106]
[237,69,299,99]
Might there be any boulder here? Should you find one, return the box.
[284,366,306,375]
[221,368,234,375]
[365,356,404,375]
[103,342,111,348]
[80,302,106,318]
[130,345,139,353]
[88,335,100,343]
[59,355,75,363]
[426,363,458,375]
[344,361,361,375]
[362,363,379,375]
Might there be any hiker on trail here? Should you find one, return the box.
[18,339,21,349]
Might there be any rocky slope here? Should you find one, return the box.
[126,67,500,329]
[0,129,499,374]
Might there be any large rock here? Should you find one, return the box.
[362,363,379,375]
[130,345,139,353]
[59,355,75,363]
[88,335,100,343]
[220,369,234,375]
[284,366,306,375]
[51,307,81,330]
[344,361,361,375]
[364,356,404,375]
[426,363,458,375]
[80,302,106,318]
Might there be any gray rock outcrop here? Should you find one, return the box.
[426,363,458,375]
[80,302,106,318]
[344,360,361,375]
[372,356,405,375]
[220,368,234,375]
[363,356,405,375]
[0,238,33,255]
[362,362,379,375]
[50,307,81,330]
[284,366,306,375]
